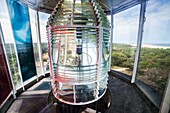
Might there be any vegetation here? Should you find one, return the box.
[5,43,170,94]
[7,53,21,85]
[111,43,136,74]
[5,43,49,86]
[111,43,170,94]
[33,43,49,72]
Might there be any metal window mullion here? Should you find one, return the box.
[109,9,114,71]
[0,91,14,108]
[0,23,16,99]
[12,43,25,91]
[28,8,39,81]
[98,24,103,79]
[35,10,45,77]
[131,1,146,83]
[159,73,170,113]
[5,0,25,91]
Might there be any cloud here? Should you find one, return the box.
[111,0,170,44]
[143,0,170,43]
[112,5,140,44]
[146,0,170,27]
[39,12,50,24]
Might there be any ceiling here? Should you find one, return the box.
[20,0,144,14]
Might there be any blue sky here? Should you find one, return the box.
[112,0,170,44]
[0,0,170,44]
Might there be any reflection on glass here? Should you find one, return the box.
[47,0,110,105]
[39,12,50,72]
[111,5,140,76]
[41,43,49,71]
[29,8,42,75]
[0,0,22,88]
[137,0,170,106]
[7,0,37,81]
[5,44,21,87]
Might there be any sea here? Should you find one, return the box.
[145,43,170,47]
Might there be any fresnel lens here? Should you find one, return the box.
[47,0,110,105]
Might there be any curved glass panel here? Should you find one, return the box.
[47,0,110,105]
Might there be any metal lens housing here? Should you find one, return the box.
[47,0,110,105]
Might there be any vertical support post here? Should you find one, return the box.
[159,73,170,113]
[109,8,114,71]
[98,24,103,80]
[96,24,103,99]
[35,10,45,77]
[5,0,25,91]
[64,35,67,65]
[131,1,146,83]
[73,85,76,103]
[0,23,16,99]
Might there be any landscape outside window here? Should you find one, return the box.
[111,5,140,76]
[39,12,50,72]
[110,0,170,106]
[137,0,170,99]
[0,0,22,88]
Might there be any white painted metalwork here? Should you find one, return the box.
[5,0,25,91]
[48,0,110,105]
[98,24,103,81]
[131,1,146,83]
[0,23,16,99]
[109,9,114,71]
[35,10,45,77]
[159,73,170,113]
[57,88,107,106]
[0,92,14,108]
[51,25,99,29]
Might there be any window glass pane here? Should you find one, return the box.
[137,0,170,107]
[111,5,140,76]
[29,8,42,76]
[39,12,50,72]
[7,0,37,81]
[0,0,22,88]
[0,31,12,106]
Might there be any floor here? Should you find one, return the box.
[6,75,156,113]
